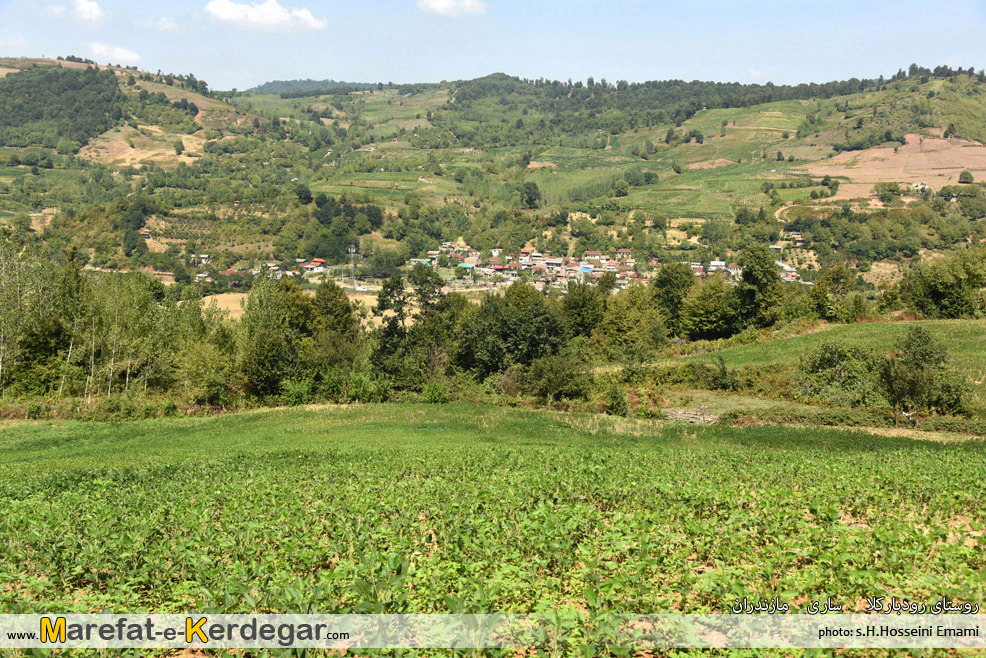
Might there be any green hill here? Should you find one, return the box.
[0,66,122,151]
[691,319,986,375]
[2,57,986,288]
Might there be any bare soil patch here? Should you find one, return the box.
[204,293,248,319]
[79,125,205,167]
[860,426,981,443]
[527,161,557,169]
[809,134,986,199]
[862,260,903,286]
[29,208,57,232]
[144,237,169,254]
[686,158,735,170]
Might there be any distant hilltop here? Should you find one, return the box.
[247,78,376,94]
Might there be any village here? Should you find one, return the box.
[182,237,807,292]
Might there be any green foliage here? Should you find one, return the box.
[681,276,738,340]
[422,379,449,404]
[597,284,667,357]
[603,383,629,416]
[698,356,741,392]
[877,326,967,424]
[560,281,607,338]
[808,264,856,321]
[455,283,565,378]
[651,263,695,336]
[526,341,593,408]
[521,181,542,209]
[901,248,986,318]
[0,66,122,149]
[794,340,886,408]
[736,245,782,328]
[238,277,292,398]
[295,183,313,205]
[283,378,314,406]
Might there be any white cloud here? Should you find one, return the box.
[136,17,189,33]
[0,35,28,49]
[417,0,487,16]
[748,68,773,81]
[205,0,326,31]
[73,0,104,22]
[89,42,140,64]
[42,5,67,18]
[156,17,181,32]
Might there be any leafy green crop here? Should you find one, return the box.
[0,405,984,656]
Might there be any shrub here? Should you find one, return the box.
[604,384,629,417]
[161,399,179,417]
[347,373,373,403]
[283,379,314,406]
[422,380,449,404]
[794,340,885,409]
[702,356,741,392]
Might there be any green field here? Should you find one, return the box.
[687,319,986,397]
[2,404,983,631]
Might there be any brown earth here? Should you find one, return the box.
[144,237,170,254]
[29,207,57,232]
[79,125,206,167]
[862,260,904,286]
[686,158,736,170]
[809,134,986,199]
[203,289,386,325]
[527,161,557,169]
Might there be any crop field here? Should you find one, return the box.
[1,404,983,647]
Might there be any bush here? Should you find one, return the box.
[701,356,741,392]
[604,384,629,417]
[283,379,314,406]
[161,399,179,417]
[347,373,373,403]
[526,344,593,408]
[422,379,449,404]
[794,340,885,409]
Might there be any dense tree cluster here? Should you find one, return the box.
[0,67,123,150]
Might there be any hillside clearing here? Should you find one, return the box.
[809,134,986,197]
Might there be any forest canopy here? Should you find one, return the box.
[0,66,123,151]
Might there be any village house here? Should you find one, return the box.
[302,258,326,275]
[777,261,800,283]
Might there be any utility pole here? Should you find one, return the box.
[349,244,356,288]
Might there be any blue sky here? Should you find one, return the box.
[2,0,985,90]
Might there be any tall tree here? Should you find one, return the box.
[651,263,695,336]
[736,245,781,328]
